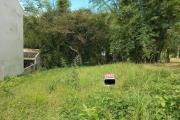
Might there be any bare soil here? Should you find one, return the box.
[145,58,180,70]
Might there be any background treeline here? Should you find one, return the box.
[21,0,180,68]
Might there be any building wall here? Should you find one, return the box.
[35,53,41,70]
[0,0,24,80]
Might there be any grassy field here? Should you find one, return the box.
[0,63,180,119]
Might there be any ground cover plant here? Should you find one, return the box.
[0,63,180,119]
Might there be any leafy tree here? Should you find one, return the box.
[22,0,180,68]
[24,16,41,48]
[59,9,109,65]
[91,0,180,63]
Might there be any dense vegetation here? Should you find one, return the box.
[0,63,180,119]
[2,1,179,119]
[21,0,180,68]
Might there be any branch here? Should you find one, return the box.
[64,44,78,53]
[102,0,114,13]
[112,0,119,12]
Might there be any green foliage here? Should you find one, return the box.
[90,0,180,63]
[65,66,79,88]
[1,63,180,119]
[22,0,180,67]
[24,7,109,68]
[57,0,71,12]
[109,2,155,62]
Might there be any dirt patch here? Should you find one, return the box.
[164,63,180,69]
[144,58,180,70]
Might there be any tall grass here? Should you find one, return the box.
[0,63,180,119]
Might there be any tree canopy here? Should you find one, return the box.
[22,0,180,68]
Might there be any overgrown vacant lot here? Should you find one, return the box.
[0,63,180,119]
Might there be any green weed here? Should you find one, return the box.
[0,63,180,119]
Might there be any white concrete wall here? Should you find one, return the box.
[0,0,24,80]
[35,54,41,70]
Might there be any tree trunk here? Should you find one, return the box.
[77,51,82,65]
[65,44,82,65]
[166,49,170,63]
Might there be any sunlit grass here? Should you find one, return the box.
[0,63,180,119]
[170,58,180,63]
